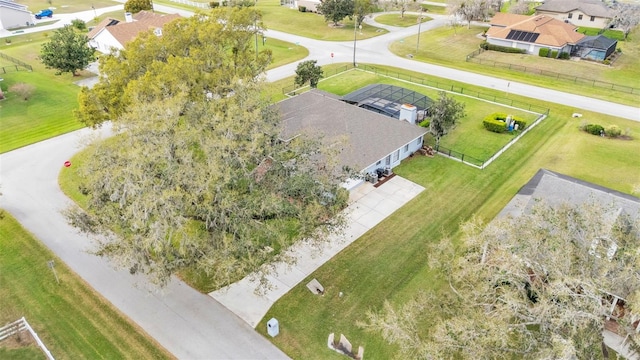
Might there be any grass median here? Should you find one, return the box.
[0,212,173,359]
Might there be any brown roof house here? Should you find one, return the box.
[278,89,428,190]
[535,0,613,29]
[486,13,585,55]
[88,11,180,54]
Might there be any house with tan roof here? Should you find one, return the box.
[88,11,180,54]
[486,13,585,55]
[535,0,613,29]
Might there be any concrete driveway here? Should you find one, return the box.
[210,176,425,327]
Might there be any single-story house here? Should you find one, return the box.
[535,0,613,29]
[278,89,428,190]
[88,11,181,54]
[486,13,585,55]
[0,0,33,30]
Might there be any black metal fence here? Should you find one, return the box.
[0,52,33,73]
[466,49,638,95]
[282,64,352,95]
[434,144,485,168]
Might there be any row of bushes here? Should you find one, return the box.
[210,0,254,8]
[580,123,622,137]
[538,48,570,59]
[483,113,527,133]
[480,42,526,54]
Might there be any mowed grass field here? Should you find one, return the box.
[15,0,118,14]
[390,25,640,106]
[256,67,640,359]
[0,213,173,359]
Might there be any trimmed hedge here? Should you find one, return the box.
[605,125,621,138]
[559,52,570,59]
[550,50,558,58]
[584,124,604,135]
[539,48,549,57]
[483,113,527,133]
[419,119,430,128]
[480,42,526,54]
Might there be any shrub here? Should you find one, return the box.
[538,48,549,57]
[550,50,558,58]
[5,38,11,44]
[9,83,35,100]
[584,124,604,136]
[419,119,430,128]
[209,1,219,7]
[483,113,526,133]
[298,5,306,12]
[479,42,526,53]
[559,52,570,59]
[603,59,611,65]
[71,19,86,31]
[605,125,622,138]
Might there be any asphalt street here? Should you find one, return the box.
[0,3,639,359]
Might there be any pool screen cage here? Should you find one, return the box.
[341,84,434,122]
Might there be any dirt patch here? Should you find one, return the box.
[0,330,35,349]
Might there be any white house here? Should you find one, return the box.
[87,11,180,54]
[0,0,33,30]
[535,0,613,29]
[278,89,428,190]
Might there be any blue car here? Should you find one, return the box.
[35,9,53,19]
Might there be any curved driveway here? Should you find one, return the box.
[1,3,639,360]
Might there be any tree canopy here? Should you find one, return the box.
[294,60,324,88]
[68,8,349,289]
[75,8,271,128]
[124,0,153,13]
[428,92,465,147]
[40,25,95,76]
[364,201,640,358]
[317,0,354,26]
[448,0,492,28]
[609,3,640,39]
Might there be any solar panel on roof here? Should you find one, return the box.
[506,30,539,43]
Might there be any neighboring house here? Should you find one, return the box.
[535,0,613,29]
[278,89,428,190]
[294,0,320,12]
[498,168,640,356]
[0,0,33,30]
[87,11,181,54]
[486,13,585,55]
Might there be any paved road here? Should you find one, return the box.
[0,125,289,360]
[1,4,638,360]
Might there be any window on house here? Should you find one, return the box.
[385,155,391,166]
[590,16,595,22]
[404,144,409,153]
[578,14,583,20]
[393,150,400,162]
[416,136,423,145]
[568,13,573,19]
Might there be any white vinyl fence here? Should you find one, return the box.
[0,317,54,360]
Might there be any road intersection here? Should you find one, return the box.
[1,2,639,359]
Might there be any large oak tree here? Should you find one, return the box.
[363,201,640,358]
[68,8,350,289]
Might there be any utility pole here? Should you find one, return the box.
[353,18,357,67]
[416,9,424,55]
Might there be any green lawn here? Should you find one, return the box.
[15,0,118,14]
[420,3,447,14]
[0,212,173,359]
[256,0,388,40]
[577,27,626,40]
[390,25,640,106]
[255,67,640,359]
[373,13,432,27]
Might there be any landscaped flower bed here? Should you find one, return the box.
[483,112,527,133]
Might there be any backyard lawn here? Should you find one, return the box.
[0,213,173,359]
[390,25,640,106]
[374,13,432,28]
[255,67,640,359]
[15,0,118,14]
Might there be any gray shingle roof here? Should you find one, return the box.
[278,89,428,171]
[536,0,613,18]
[499,169,640,219]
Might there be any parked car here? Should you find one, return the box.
[35,9,53,19]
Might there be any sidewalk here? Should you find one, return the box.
[210,176,425,327]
